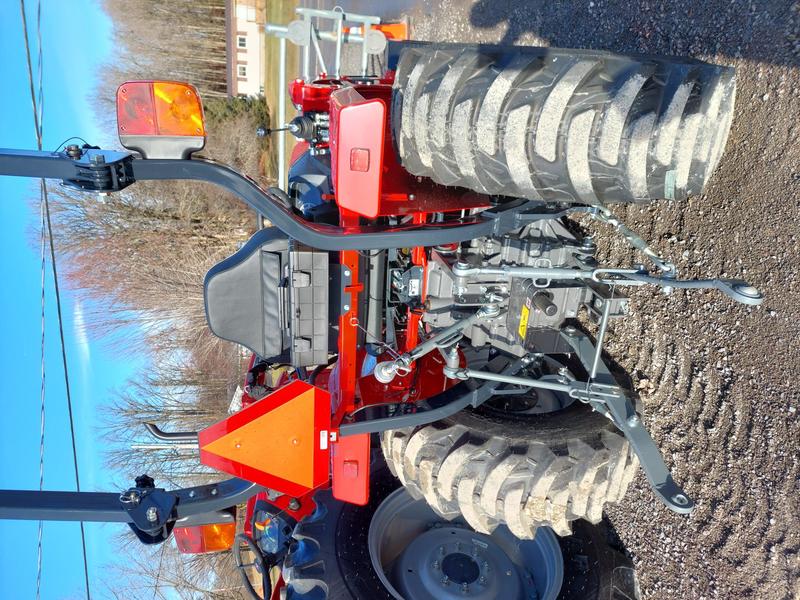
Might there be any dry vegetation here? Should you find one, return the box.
[103,0,229,99]
[47,1,277,597]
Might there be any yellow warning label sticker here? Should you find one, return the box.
[518,303,530,338]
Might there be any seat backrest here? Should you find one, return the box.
[204,228,289,361]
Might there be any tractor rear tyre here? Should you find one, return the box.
[381,385,638,538]
[392,43,736,205]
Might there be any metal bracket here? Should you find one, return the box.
[0,477,261,545]
[340,358,526,436]
[449,365,694,514]
[0,148,136,192]
[333,263,353,314]
[120,485,178,544]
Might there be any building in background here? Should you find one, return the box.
[225,0,266,97]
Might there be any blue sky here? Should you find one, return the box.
[0,2,150,598]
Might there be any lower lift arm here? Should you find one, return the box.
[444,321,695,515]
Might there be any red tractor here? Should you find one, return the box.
[1,32,759,600]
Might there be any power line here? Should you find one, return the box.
[152,540,167,599]
[43,168,93,600]
[19,1,91,599]
[18,3,47,597]
[18,0,41,147]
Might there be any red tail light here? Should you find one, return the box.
[116,80,206,159]
[173,522,236,554]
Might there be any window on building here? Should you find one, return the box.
[237,35,247,48]
[238,65,247,78]
[236,5,257,22]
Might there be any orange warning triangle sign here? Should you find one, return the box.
[198,381,330,496]
[202,388,315,488]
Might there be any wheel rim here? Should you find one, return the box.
[367,488,563,600]
[482,380,575,415]
[482,356,577,416]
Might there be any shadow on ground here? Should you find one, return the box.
[469,0,799,66]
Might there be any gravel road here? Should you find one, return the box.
[313,0,800,596]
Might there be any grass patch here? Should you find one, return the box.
[263,0,300,181]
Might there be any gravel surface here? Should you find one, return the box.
[313,0,799,596]
[406,2,800,598]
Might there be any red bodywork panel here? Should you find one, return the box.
[331,433,371,505]
[289,78,336,112]
[329,88,386,218]
[291,78,492,218]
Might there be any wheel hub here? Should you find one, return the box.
[368,487,563,600]
[441,552,480,584]
[394,526,522,599]
[482,360,577,416]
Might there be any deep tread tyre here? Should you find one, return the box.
[380,401,638,539]
[282,468,398,600]
[392,43,736,204]
[557,519,641,600]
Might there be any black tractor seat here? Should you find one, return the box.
[204,227,330,367]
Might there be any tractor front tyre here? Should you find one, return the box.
[381,395,638,538]
[392,43,736,205]
[282,464,640,599]
[282,469,397,600]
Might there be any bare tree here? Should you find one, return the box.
[100,341,245,488]
[101,0,229,101]
[51,5,279,596]
[50,96,272,356]
[101,530,249,600]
